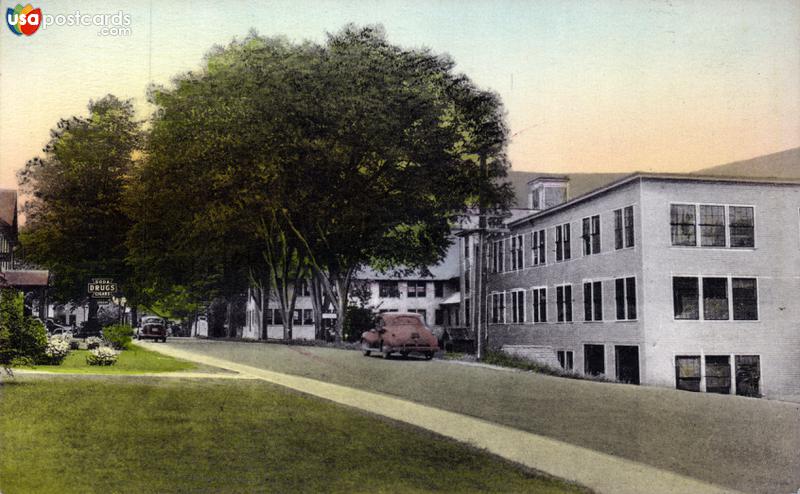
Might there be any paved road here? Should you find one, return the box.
[154,339,800,494]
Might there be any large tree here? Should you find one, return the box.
[131,25,512,339]
[18,95,141,322]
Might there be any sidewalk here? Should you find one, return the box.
[142,341,740,494]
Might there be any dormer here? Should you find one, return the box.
[527,176,569,210]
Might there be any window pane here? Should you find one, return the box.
[626,277,637,319]
[591,216,601,253]
[303,309,313,325]
[556,286,564,322]
[673,277,699,319]
[732,278,758,320]
[671,204,696,246]
[582,218,591,255]
[615,278,625,320]
[592,281,602,321]
[703,277,729,320]
[729,206,754,248]
[555,226,563,261]
[539,289,547,322]
[614,209,623,250]
[564,224,571,259]
[583,283,592,321]
[624,206,634,247]
[699,205,726,247]
[532,290,540,323]
[565,285,572,322]
[705,356,731,394]
[675,356,701,392]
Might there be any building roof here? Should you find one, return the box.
[0,270,49,287]
[356,241,460,281]
[0,189,17,230]
[509,172,800,228]
[505,170,628,208]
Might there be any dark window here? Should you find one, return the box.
[624,206,634,248]
[583,282,602,321]
[532,288,546,323]
[673,277,699,319]
[555,223,571,261]
[557,350,574,371]
[614,209,623,250]
[591,215,601,254]
[699,205,726,247]
[266,309,274,325]
[303,309,313,325]
[379,281,399,298]
[705,356,731,394]
[615,278,626,320]
[511,290,525,323]
[273,309,283,325]
[511,235,524,270]
[434,281,444,298]
[491,293,505,323]
[671,204,696,246]
[293,310,302,325]
[732,278,758,320]
[584,344,605,376]
[556,285,572,322]
[729,206,754,247]
[434,309,444,325]
[625,277,636,319]
[703,277,729,320]
[407,281,427,298]
[532,230,546,266]
[735,355,760,397]
[582,217,591,255]
[675,356,701,392]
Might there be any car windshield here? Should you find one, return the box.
[391,316,422,325]
[143,317,164,325]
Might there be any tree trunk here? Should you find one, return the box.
[259,284,268,340]
[310,273,325,340]
[225,299,234,338]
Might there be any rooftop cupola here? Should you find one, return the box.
[527,176,569,210]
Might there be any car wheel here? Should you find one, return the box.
[162,337,167,343]
[424,352,433,360]
[381,344,391,359]
[400,351,409,358]
[361,341,371,356]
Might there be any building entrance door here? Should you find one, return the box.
[615,345,640,384]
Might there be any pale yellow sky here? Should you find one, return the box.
[1,0,799,189]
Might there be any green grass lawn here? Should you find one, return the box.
[0,376,587,494]
[25,344,197,374]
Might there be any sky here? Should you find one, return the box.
[1,0,799,189]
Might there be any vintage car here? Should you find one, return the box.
[361,312,438,360]
[137,316,167,342]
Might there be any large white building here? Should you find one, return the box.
[477,172,800,400]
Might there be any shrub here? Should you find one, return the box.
[0,288,48,367]
[86,346,118,366]
[85,336,102,349]
[44,335,72,364]
[103,324,134,350]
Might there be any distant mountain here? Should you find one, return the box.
[693,147,800,179]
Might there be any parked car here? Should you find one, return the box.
[137,316,167,342]
[44,318,70,333]
[361,312,438,360]
[50,326,74,338]
[73,321,102,339]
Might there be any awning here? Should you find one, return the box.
[440,292,461,305]
[0,270,49,288]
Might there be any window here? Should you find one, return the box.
[729,206,754,247]
[407,281,427,298]
[379,281,400,298]
[532,229,546,266]
[614,277,636,320]
[705,356,731,394]
[555,223,571,261]
[434,309,444,326]
[556,285,573,322]
[510,235,524,271]
[510,290,525,323]
[699,205,726,247]
[409,309,427,322]
[671,204,696,246]
[671,204,755,248]
[614,206,634,249]
[434,281,444,298]
[557,350,574,371]
[673,276,758,321]
[582,215,600,255]
[673,277,699,319]
[532,287,547,323]
[675,356,701,392]
[293,310,302,325]
[583,281,602,321]
[266,309,274,325]
[302,309,313,325]
[492,240,505,273]
[584,344,605,376]
[702,277,728,320]
[491,292,505,323]
[732,278,758,320]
